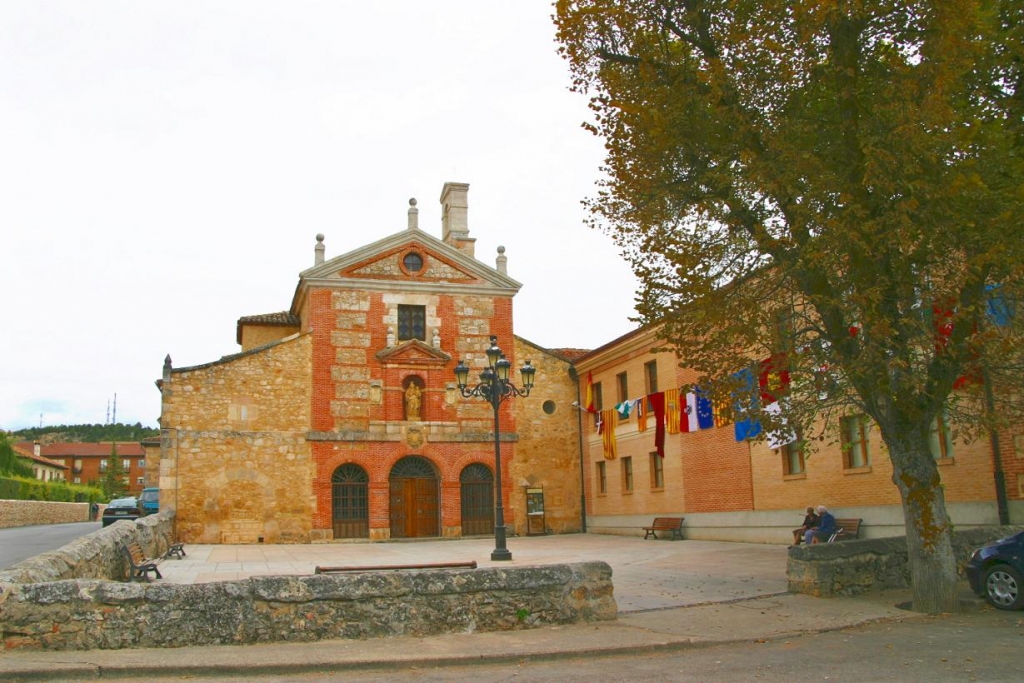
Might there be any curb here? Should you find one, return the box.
[1,605,920,681]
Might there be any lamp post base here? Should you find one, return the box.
[490,547,513,561]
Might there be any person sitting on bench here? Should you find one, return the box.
[792,506,819,545]
[805,505,836,545]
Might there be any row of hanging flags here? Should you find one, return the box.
[584,285,1016,461]
[584,355,796,460]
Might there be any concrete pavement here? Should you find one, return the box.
[0,534,932,680]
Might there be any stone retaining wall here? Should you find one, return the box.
[0,561,615,651]
[0,511,175,584]
[0,500,91,529]
[787,525,1024,597]
[0,510,616,651]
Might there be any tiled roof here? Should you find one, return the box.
[237,311,300,326]
[14,441,145,457]
[547,348,592,362]
[236,311,301,344]
[11,445,69,469]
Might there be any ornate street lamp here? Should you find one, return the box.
[454,335,536,561]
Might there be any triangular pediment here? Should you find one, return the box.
[344,242,476,282]
[376,339,452,366]
[299,229,521,292]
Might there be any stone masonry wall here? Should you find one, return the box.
[511,337,583,535]
[787,525,1024,597]
[0,500,90,528]
[0,511,175,584]
[161,334,314,544]
[0,560,616,651]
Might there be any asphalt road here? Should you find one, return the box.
[123,608,1024,682]
[0,520,100,570]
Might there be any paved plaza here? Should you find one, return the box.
[3,533,946,680]
[158,533,790,612]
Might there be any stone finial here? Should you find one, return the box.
[432,328,441,347]
[408,198,419,230]
[315,233,325,266]
[386,326,396,347]
[163,355,172,382]
[496,245,507,275]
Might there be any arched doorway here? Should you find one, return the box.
[331,464,369,539]
[389,456,439,538]
[460,463,494,536]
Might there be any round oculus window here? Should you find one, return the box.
[403,252,424,272]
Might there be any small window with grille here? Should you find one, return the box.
[397,304,426,341]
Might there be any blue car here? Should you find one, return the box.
[965,530,1024,610]
[138,487,159,516]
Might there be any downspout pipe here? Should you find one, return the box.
[569,365,587,533]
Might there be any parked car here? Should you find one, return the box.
[965,530,1024,610]
[101,497,141,528]
[138,487,159,516]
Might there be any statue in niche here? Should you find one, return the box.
[405,383,422,421]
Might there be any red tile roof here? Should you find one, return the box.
[11,444,69,469]
[13,441,145,457]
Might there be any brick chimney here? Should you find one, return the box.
[440,182,476,258]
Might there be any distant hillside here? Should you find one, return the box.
[8,422,159,444]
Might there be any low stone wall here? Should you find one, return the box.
[0,510,615,651]
[0,500,91,529]
[787,525,1024,597]
[0,511,176,584]
[0,561,616,651]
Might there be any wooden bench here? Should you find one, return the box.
[315,561,478,574]
[122,542,162,581]
[827,518,863,543]
[643,517,685,540]
[165,542,186,559]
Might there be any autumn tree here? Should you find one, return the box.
[557,0,1024,613]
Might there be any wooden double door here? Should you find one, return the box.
[389,456,439,538]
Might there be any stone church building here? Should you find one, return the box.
[157,183,583,544]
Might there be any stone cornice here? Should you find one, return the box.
[299,277,518,298]
[306,430,519,443]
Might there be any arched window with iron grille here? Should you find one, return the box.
[460,463,494,536]
[331,464,369,539]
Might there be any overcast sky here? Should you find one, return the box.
[0,2,639,431]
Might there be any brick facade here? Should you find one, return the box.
[158,185,583,544]
[576,324,1024,541]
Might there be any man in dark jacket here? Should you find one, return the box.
[805,505,836,544]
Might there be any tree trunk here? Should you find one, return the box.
[885,435,960,614]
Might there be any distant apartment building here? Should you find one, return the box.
[15,442,147,495]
